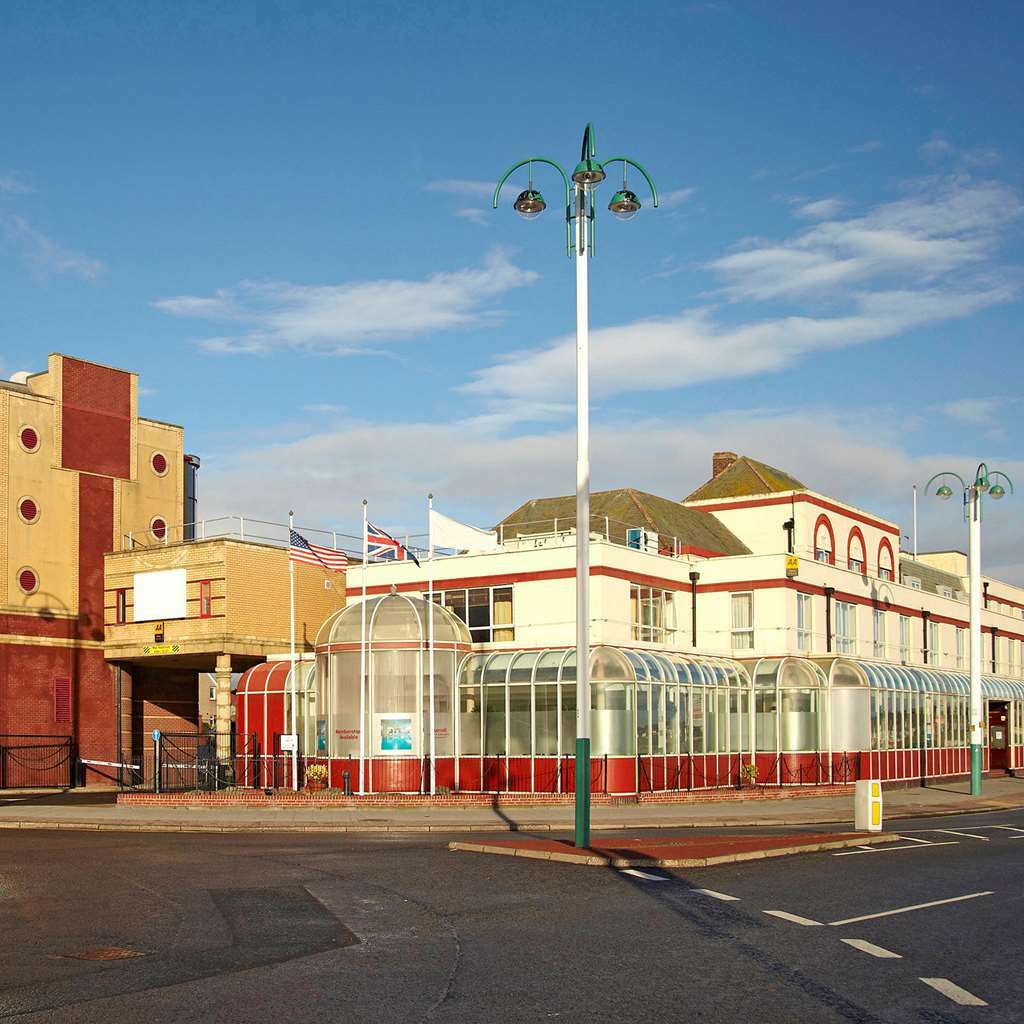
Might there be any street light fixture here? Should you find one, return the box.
[925,462,1014,796]
[493,124,658,849]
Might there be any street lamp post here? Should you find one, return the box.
[926,463,1014,796]
[493,125,658,848]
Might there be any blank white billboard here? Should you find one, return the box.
[133,568,187,622]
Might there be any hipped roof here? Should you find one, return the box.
[684,456,806,502]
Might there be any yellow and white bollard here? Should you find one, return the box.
[854,779,883,832]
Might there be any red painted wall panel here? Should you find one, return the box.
[60,358,132,478]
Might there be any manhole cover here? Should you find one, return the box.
[65,947,149,961]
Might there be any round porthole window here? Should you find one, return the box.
[151,517,167,541]
[18,426,40,453]
[18,567,38,595]
[151,452,168,476]
[17,497,39,524]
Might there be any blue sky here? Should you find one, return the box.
[4,2,1024,575]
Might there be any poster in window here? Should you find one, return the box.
[380,716,413,751]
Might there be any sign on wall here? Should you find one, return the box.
[785,555,799,578]
[133,569,187,621]
[379,715,413,752]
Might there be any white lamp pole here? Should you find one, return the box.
[927,463,1013,796]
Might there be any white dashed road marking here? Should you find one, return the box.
[762,910,822,926]
[828,891,994,927]
[690,888,740,902]
[833,841,957,856]
[920,978,988,1006]
[620,869,666,881]
[840,938,902,959]
[931,829,989,841]
[991,824,1024,834]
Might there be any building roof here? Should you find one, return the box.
[899,556,964,597]
[684,455,807,503]
[497,487,751,556]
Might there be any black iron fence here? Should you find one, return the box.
[0,735,75,789]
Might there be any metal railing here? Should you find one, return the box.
[0,735,74,788]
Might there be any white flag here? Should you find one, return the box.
[429,509,501,552]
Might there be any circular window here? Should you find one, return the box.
[151,452,168,476]
[151,517,167,541]
[17,567,38,595]
[17,497,39,524]
[18,426,39,453]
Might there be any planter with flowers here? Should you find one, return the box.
[305,762,329,793]
[739,763,759,788]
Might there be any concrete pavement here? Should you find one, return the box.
[0,776,1022,833]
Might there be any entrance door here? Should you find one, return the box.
[989,702,1009,771]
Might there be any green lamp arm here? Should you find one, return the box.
[602,156,659,207]
[988,471,1015,494]
[925,471,967,493]
[492,157,573,256]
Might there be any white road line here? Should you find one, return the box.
[833,841,958,856]
[690,888,740,902]
[828,891,994,927]
[841,938,902,959]
[991,824,1024,834]
[620,869,666,881]
[897,835,937,844]
[920,978,988,1006]
[931,829,989,841]
[763,910,822,926]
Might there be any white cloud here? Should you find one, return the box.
[198,404,1024,583]
[455,207,492,227]
[2,214,106,280]
[794,197,845,220]
[659,187,697,209]
[0,174,32,195]
[941,397,994,426]
[154,248,539,355]
[920,135,954,161]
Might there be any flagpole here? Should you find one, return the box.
[428,493,436,796]
[288,510,298,791]
[359,499,368,795]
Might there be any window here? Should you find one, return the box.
[899,615,911,662]
[115,589,127,624]
[731,592,754,650]
[629,585,676,643]
[18,425,40,453]
[199,580,213,618]
[848,530,865,574]
[906,576,922,591]
[878,540,894,581]
[17,496,39,524]
[836,601,857,655]
[796,593,812,652]
[626,528,658,553]
[956,628,966,670]
[939,585,953,599]
[814,516,834,564]
[1009,637,1017,678]
[928,620,940,666]
[151,452,168,475]
[873,609,886,659]
[151,517,167,541]
[17,566,38,595]
[432,586,514,642]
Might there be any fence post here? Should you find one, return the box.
[153,730,162,794]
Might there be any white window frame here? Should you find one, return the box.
[873,609,886,659]
[730,591,754,651]
[928,620,940,666]
[430,585,515,642]
[899,615,911,662]
[836,601,857,655]
[955,628,966,670]
[796,593,812,652]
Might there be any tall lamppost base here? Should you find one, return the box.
[575,737,591,849]
[970,743,983,796]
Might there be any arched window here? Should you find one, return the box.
[813,515,834,565]
[847,528,866,574]
[878,538,894,581]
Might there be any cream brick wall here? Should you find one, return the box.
[118,418,185,546]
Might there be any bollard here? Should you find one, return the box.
[342,770,352,797]
[854,779,882,832]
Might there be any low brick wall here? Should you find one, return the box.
[118,784,855,809]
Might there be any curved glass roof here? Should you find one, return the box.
[315,592,471,648]
[748,657,829,689]
[827,658,1024,699]
[457,646,749,687]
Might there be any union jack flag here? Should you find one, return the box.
[289,529,348,571]
[366,521,420,566]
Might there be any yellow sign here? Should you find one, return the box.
[785,555,799,578]
[143,643,180,655]
[154,620,165,642]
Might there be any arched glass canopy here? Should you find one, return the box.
[315,592,471,648]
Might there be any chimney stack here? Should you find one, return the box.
[712,451,738,478]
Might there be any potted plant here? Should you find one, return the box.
[305,762,329,793]
[740,763,759,788]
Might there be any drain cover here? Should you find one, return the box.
[65,947,149,961]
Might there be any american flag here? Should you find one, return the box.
[366,521,420,567]
[289,529,348,572]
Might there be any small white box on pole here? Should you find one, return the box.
[855,779,883,832]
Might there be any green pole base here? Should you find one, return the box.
[970,743,983,797]
[575,737,591,849]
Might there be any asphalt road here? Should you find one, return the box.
[0,808,1021,1023]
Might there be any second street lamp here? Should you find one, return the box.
[926,462,1014,796]
[493,124,658,849]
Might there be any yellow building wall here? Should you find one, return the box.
[117,418,185,547]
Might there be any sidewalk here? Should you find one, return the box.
[0,777,1021,834]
